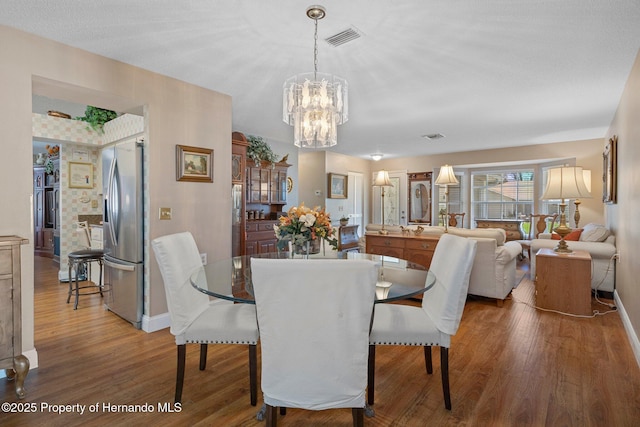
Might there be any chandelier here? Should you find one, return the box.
[282,5,348,148]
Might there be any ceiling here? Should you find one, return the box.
[5,1,640,160]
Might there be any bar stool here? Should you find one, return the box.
[67,249,105,309]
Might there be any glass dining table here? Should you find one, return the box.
[189,251,437,304]
[189,251,436,419]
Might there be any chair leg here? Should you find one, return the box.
[440,347,451,410]
[352,407,364,427]
[424,345,433,374]
[367,344,376,405]
[249,344,257,406]
[73,263,81,310]
[175,344,186,403]
[66,261,73,303]
[265,404,277,427]
[199,343,207,370]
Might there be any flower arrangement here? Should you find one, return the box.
[274,204,339,252]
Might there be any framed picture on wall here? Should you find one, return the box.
[68,162,93,189]
[176,145,214,183]
[328,173,348,199]
[603,135,617,204]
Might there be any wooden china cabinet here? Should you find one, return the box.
[232,132,248,257]
[33,158,59,259]
[232,132,290,256]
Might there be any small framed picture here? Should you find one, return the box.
[68,162,94,189]
[328,173,348,199]
[176,145,214,183]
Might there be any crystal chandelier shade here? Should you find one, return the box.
[282,5,348,149]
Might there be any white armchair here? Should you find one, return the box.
[448,228,522,305]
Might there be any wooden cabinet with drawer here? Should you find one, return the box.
[404,238,437,268]
[475,219,523,241]
[0,236,29,398]
[366,233,440,269]
[245,220,279,255]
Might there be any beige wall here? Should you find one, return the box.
[607,49,640,352]
[376,138,606,227]
[0,25,232,359]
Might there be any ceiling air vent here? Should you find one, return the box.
[422,133,446,141]
[325,27,361,47]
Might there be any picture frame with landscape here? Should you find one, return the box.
[176,144,214,183]
[328,173,348,199]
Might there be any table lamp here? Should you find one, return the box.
[541,166,591,253]
[373,170,392,235]
[573,169,591,228]
[435,165,459,232]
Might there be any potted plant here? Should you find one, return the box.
[340,215,349,226]
[75,106,118,134]
[247,135,279,167]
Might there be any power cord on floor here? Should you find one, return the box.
[511,292,618,318]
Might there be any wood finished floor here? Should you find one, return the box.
[2,256,639,426]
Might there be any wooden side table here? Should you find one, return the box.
[535,248,592,315]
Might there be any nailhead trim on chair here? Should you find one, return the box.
[185,339,258,344]
[372,341,440,346]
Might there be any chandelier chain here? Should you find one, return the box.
[313,18,319,79]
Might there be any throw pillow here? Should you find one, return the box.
[551,229,583,241]
[580,223,611,242]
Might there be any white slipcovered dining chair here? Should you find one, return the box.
[152,232,259,404]
[251,258,378,426]
[367,233,477,410]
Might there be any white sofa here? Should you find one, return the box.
[530,223,616,292]
[447,228,523,305]
[361,225,522,305]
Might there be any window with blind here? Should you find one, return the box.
[436,173,463,226]
[471,170,534,221]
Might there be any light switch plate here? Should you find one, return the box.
[159,207,172,220]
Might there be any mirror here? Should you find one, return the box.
[408,172,432,224]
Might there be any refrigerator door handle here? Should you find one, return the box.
[107,157,118,246]
[105,259,136,272]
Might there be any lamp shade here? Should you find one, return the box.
[541,166,592,200]
[373,170,392,187]
[435,165,459,186]
[582,169,592,193]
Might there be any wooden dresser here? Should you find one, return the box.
[366,232,440,269]
[0,235,29,398]
[475,219,523,241]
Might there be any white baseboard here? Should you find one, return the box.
[0,348,38,379]
[142,312,170,333]
[614,290,640,368]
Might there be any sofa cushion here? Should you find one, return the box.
[448,227,506,246]
[551,229,583,241]
[580,223,611,242]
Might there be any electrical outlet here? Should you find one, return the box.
[614,252,621,263]
[159,207,172,220]
[200,253,207,265]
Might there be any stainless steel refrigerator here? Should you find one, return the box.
[102,138,144,328]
